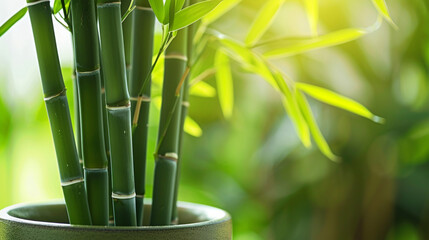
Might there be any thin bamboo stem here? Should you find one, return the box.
[97,0,137,226]
[129,0,155,226]
[26,0,91,225]
[121,0,133,82]
[70,0,109,225]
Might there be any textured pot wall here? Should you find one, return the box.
[0,201,232,240]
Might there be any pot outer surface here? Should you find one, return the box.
[0,201,232,240]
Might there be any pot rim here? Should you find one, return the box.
[0,200,231,231]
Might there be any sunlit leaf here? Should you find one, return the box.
[202,0,241,25]
[303,0,318,36]
[371,0,397,28]
[295,91,339,162]
[184,116,203,137]
[218,37,278,90]
[53,0,71,14]
[263,28,366,58]
[175,0,187,12]
[245,0,284,46]
[0,7,27,37]
[171,0,223,31]
[296,83,384,123]
[215,50,234,118]
[190,81,216,97]
[164,0,176,25]
[149,0,165,23]
[273,72,311,148]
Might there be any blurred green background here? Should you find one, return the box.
[1,0,429,239]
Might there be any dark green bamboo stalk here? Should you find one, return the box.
[70,0,109,226]
[97,0,137,226]
[172,1,196,222]
[129,0,155,226]
[26,0,91,225]
[121,0,133,82]
[150,25,188,226]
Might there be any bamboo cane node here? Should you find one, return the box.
[106,103,131,110]
[182,101,190,107]
[97,2,121,8]
[112,192,136,200]
[159,152,178,162]
[130,96,151,102]
[84,167,108,172]
[136,194,144,199]
[44,89,66,102]
[76,68,101,77]
[165,54,188,62]
[61,177,84,187]
[135,6,153,11]
[26,0,50,7]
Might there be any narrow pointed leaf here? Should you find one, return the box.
[149,0,165,23]
[295,91,339,162]
[171,0,223,31]
[245,0,284,46]
[273,72,311,148]
[296,83,385,123]
[190,81,216,97]
[184,116,203,137]
[53,0,71,14]
[371,0,397,28]
[215,50,234,118]
[0,7,27,37]
[202,0,241,25]
[175,0,187,12]
[263,28,367,58]
[304,0,318,36]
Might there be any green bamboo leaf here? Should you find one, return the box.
[295,83,385,123]
[303,0,318,36]
[202,0,241,25]
[273,72,311,148]
[215,50,234,118]
[175,0,187,12]
[295,91,339,162]
[0,7,27,37]
[164,0,176,24]
[190,81,216,97]
[171,0,223,31]
[53,0,71,14]
[371,0,397,28]
[245,0,284,46]
[263,28,366,58]
[219,37,278,90]
[184,116,203,137]
[149,0,165,23]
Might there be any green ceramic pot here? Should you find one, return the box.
[0,200,232,240]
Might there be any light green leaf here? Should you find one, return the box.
[53,0,71,14]
[0,7,27,37]
[245,0,284,46]
[371,0,397,28]
[296,83,384,123]
[149,0,165,23]
[190,81,216,97]
[219,37,278,90]
[184,116,203,137]
[164,0,176,24]
[273,72,311,148]
[263,28,366,58]
[295,91,339,162]
[202,0,241,25]
[176,0,187,12]
[215,50,234,118]
[171,0,223,31]
[303,0,318,36]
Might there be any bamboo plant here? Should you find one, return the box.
[0,0,395,227]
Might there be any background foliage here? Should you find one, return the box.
[1,0,429,239]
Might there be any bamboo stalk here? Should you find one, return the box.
[121,0,133,82]
[70,0,109,226]
[129,0,155,226]
[97,0,137,226]
[172,1,196,222]
[26,0,91,225]
[150,24,188,226]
